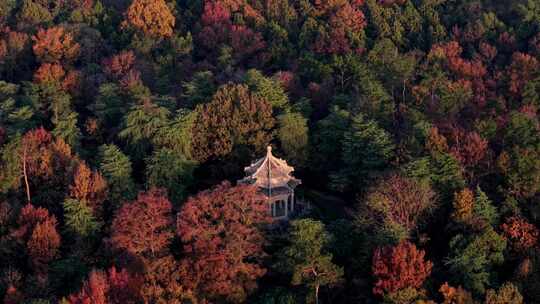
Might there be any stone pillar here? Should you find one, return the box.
[271,201,275,217]
[284,198,288,218]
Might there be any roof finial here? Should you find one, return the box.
[267,145,272,154]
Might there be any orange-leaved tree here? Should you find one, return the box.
[123,0,175,38]
[12,204,61,275]
[372,240,433,296]
[69,161,108,218]
[451,188,474,224]
[32,26,80,63]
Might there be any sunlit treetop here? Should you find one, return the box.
[123,0,176,38]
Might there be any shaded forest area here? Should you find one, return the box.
[1,0,540,303]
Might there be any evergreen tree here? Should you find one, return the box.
[311,106,351,175]
[191,84,274,162]
[181,71,216,108]
[404,153,465,200]
[52,111,81,150]
[146,148,196,204]
[278,111,309,167]
[90,83,128,132]
[0,81,36,137]
[473,187,499,226]
[276,219,343,304]
[119,100,171,158]
[244,69,289,110]
[98,144,136,206]
[335,112,395,192]
[154,109,196,159]
[445,227,506,295]
[62,198,100,239]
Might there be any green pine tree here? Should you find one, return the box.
[98,144,136,206]
[63,198,101,239]
[278,111,309,167]
[336,112,395,192]
[276,219,343,304]
[445,226,506,295]
[473,187,499,226]
[146,148,196,204]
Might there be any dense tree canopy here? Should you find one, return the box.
[2,0,540,303]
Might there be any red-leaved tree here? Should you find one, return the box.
[431,41,487,79]
[12,204,61,274]
[33,63,65,84]
[446,127,488,172]
[68,266,142,304]
[102,50,137,80]
[177,181,270,303]
[111,188,173,259]
[507,52,539,98]
[501,216,539,254]
[372,241,433,296]
[18,128,78,206]
[198,1,266,65]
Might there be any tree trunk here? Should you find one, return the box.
[315,284,320,304]
[22,146,31,203]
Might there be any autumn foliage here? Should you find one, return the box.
[431,41,487,79]
[33,63,81,92]
[198,1,266,62]
[448,130,488,170]
[33,63,65,84]
[439,282,475,304]
[177,181,270,302]
[452,188,474,224]
[17,128,78,206]
[4,0,540,302]
[32,26,80,63]
[313,1,366,54]
[0,28,30,67]
[12,204,61,273]
[426,126,449,156]
[372,241,433,296]
[501,216,539,254]
[123,0,176,37]
[69,162,108,217]
[111,188,173,258]
[102,50,137,79]
[507,52,539,98]
[21,127,55,179]
[363,174,436,239]
[68,267,142,304]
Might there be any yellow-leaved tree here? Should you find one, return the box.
[123,0,175,38]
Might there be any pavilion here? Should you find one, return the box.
[239,146,301,219]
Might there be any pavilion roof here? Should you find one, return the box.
[239,146,301,190]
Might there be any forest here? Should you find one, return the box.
[1,0,540,303]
